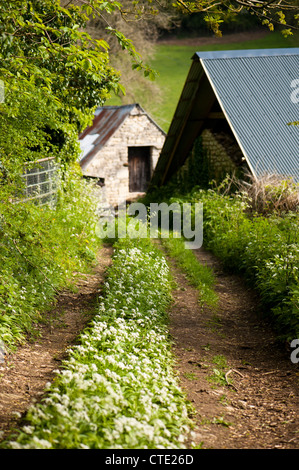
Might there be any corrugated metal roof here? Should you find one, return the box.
[195,48,299,59]
[79,104,136,169]
[200,50,299,180]
[151,48,299,187]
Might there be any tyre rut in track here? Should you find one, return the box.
[165,246,299,449]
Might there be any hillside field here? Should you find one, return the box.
[108,30,299,132]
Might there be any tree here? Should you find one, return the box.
[1,0,298,187]
[84,0,177,108]
[0,0,152,181]
[173,0,299,37]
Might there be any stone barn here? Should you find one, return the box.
[79,104,166,207]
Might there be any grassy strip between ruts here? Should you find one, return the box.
[3,236,193,449]
[161,234,218,309]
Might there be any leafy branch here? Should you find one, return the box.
[173,0,299,36]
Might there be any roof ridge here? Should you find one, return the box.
[194,48,299,60]
[96,103,137,110]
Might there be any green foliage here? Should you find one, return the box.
[190,188,299,341]
[190,136,210,190]
[145,180,299,342]
[207,355,231,387]
[0,0,165,176]
[0,1,123,173]
[0,168,102,349]
[173,0,299,37]
[4,236,192,449]
[173,136,211,193]
[179,9,261,35]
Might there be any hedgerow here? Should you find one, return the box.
[180,188,299,342]
[144,180,298,341]
[0,167,102,349]
[5,237,192,449]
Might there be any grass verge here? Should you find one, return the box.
[161,234,218,309]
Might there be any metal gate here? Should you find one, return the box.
[21,157,59,206]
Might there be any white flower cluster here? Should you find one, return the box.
[9,239,191,449]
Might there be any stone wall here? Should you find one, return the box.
[83,106,165,207]
[176,128,241,189]
[201,128,237,180]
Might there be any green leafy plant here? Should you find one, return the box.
[192,188,299,341]
[207,355,231,387]
[212,416,232,427]
[143,178,299,342]
[0,167,102,349]
[174,0,299,38]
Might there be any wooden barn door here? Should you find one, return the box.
[128,146,151,192]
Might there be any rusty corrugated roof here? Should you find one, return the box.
[79,104,136,168]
